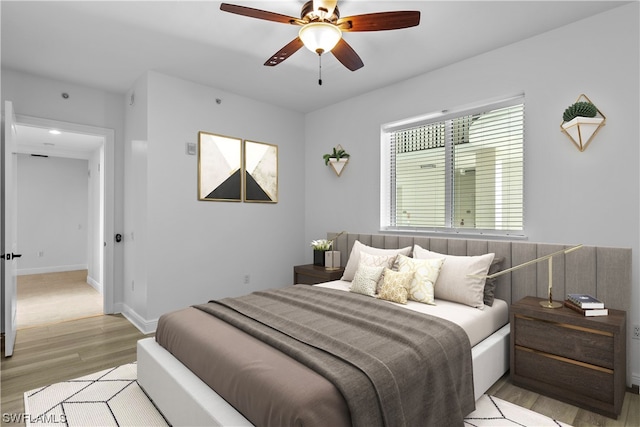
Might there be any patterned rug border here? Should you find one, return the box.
[465,394,572,427]
[24,363,571,427]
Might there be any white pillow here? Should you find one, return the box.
[413,244,494,309]
[395,254,444,305]
[349,265,384,297]
[341,240,412,281]
[359,251,397,270]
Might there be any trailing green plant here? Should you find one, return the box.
[323,147,350,165]
[562,101,598,122]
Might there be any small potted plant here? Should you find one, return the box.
[323,145,350,176]
[562,101,598,122]
[560,96,606,152]
[310,239,333,266]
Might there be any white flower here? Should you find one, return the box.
[310,239,332,251]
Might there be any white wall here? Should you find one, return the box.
[304,3,640,385]
[123,71,306,329]
[123,73,149,321]
[16,155,88,274]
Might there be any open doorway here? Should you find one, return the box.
[12,115,114,329]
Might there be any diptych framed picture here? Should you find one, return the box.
[197,132,278,203]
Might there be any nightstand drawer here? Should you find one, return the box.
[293,264,345,285]
[513,314,614,369]
[510,296,626,418]
[295,273,329,285]
[514,346,614,404]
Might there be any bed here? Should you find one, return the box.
[137,233,631,426]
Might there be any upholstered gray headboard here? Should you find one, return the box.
[328,232,632,313]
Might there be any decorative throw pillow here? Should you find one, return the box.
[413,245,495,309]
[377,268,413,304]
[395,254,444,305]
[484,257,504,306]
[341,241,412,281]
[358,252,398,293]
[349,265,384,297]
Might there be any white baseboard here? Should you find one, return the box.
[121,303,158,335]
[17,264,88,276]
[86,275,103,294]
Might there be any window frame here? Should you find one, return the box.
[380,94,526,238]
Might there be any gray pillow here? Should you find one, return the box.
[483,257,504,306]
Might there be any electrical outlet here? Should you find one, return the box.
[244,275,250,285]
[633,325,640,340]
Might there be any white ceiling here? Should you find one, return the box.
[2,1,629,115]
[14,124,104,160]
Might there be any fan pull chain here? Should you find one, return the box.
[318,53,323,86]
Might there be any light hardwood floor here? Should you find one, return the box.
[17,270,103,329]
[487,374,639,427]
[1,314,638,426]
[1,315,149,425]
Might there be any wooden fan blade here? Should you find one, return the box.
[220,3,304,25]
[264,37,305,66]
[337,11,420,32]
[331,38,364,71]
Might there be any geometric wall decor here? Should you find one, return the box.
[243,140,278,203]
[560,94,606,152]
[198,131,242,201]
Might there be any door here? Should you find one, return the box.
[2,101,19,357]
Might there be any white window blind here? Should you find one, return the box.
[382,97,524,234]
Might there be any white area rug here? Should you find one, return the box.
[24,364,168,426]
[25,364,571,427]
[465,394,572,426]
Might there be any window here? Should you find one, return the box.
[381,96,524,235]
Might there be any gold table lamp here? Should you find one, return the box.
[471,244,582,309]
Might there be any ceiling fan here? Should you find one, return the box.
[220,1,420,83]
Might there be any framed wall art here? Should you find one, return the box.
[243,140,278,203]
[198,131,242,202]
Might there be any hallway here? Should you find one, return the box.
[17,270,103,329]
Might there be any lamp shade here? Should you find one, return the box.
[299,22,342,54]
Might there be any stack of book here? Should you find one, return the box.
[564,294,608,316]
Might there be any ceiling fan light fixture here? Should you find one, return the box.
[299,22,342,54]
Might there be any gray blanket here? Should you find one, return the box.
[195,285,475,427]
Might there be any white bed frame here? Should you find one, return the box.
[137,233,631,426]
[138,323,510,426]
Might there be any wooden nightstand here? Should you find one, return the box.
[293,264,345,285]
[510,296,626,418]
